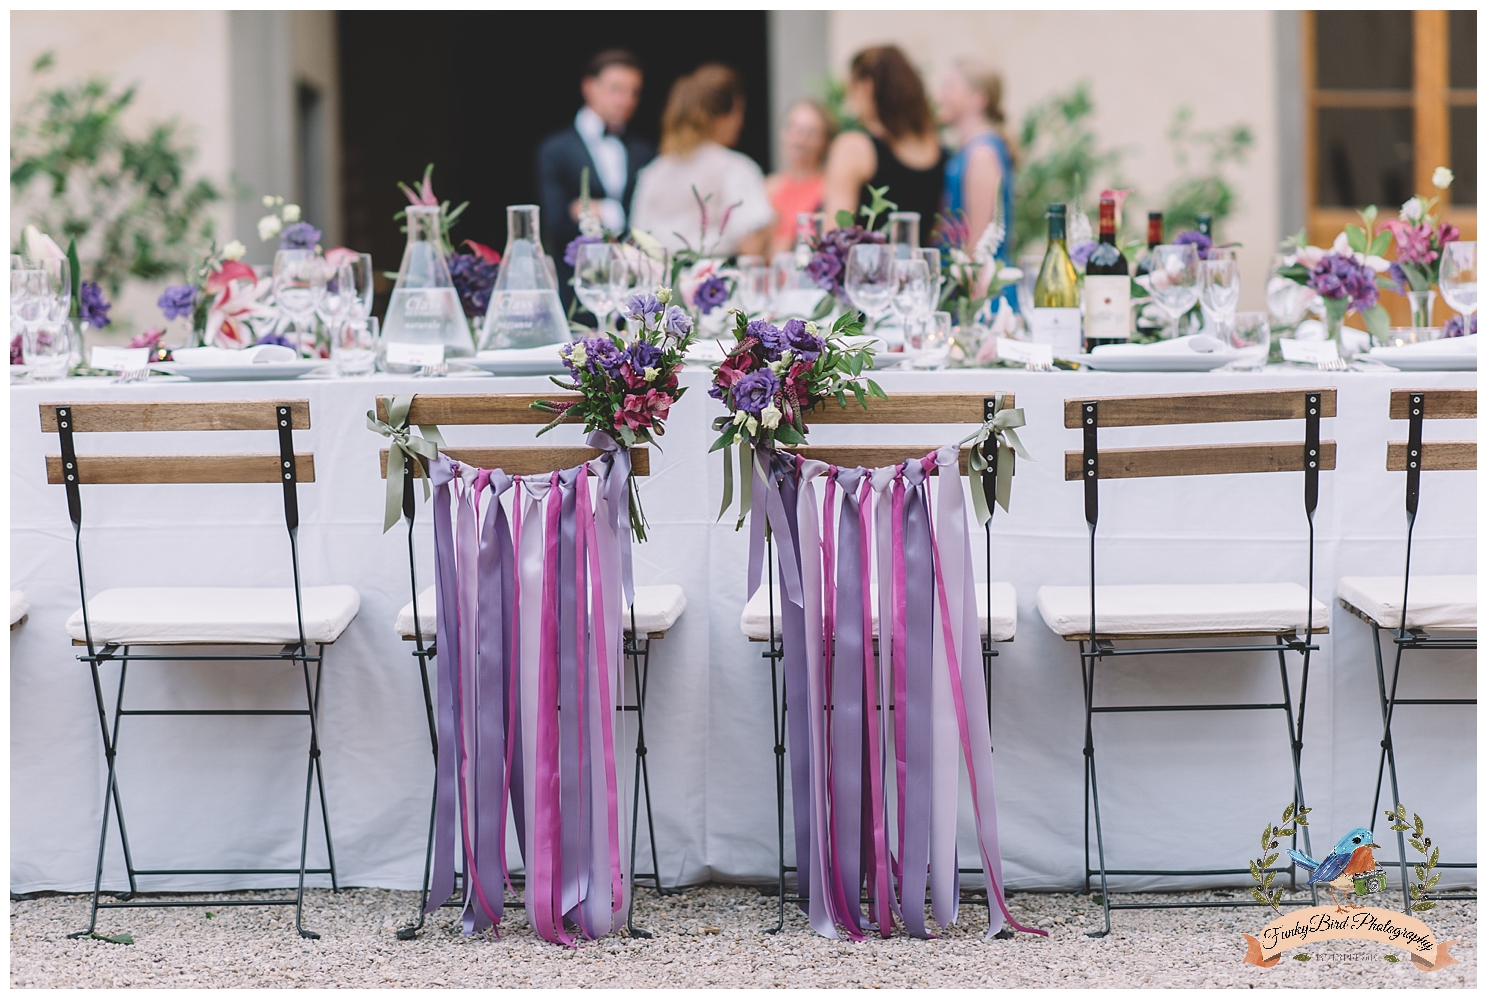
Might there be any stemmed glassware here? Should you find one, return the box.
[915,247,943,310]
[573,242,626,333]
[1198,257,1240,333]
[1266,252,1318,332]
[272,249,326,351]
[891,257,935,346]
[910,310,953,369]
[21,321,71,381]
[844,243,895,330]
[1439,241,1477,320]
[738,264,774,318]
[1146,244,1201,336]
[1217,311,1270,371]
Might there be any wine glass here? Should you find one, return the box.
[1146,244,1201,334]
[343,252,375,320]
[891,258,934,343]
[1198,258,1240,329]
[911,311,953,369]
[915,247,943,308]
[844,243,895,327]
[738,265,774,318]
[319,260,357,350]
[573,242,624,332]
[1266,253,1318,331]
[1217,311,1270,371]
[1439,241,1476,318]
[333,314,379,376]
[11,266,46,329]
[273,249,326,350]
[22,320,72,381]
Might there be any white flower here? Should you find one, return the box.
[780,349,794,366]
[1433,167,1454,190]
[996,266,1024,282]
[973,218,1006,265]
[222,239,246,260]
[759,404,782,430]
[657,287,673,305]
[803,321,818,336]
[1293,245,1327,270]
[1364,254,1392,274]
[733,409,748,426]
[1400,197,1425,222]
[570,342,588,367]
[281,203,301,223]
[950,248,973,267]
[262,195,276,207]
[746,416,759,436]
[257,215,283,241]
[643,366,658,383]
[767,359,784,374]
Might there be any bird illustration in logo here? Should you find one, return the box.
[1289,827,1382,911]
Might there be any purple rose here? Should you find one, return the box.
[279,222,321,250]
[1174,230,1212,260]
[693,275,730,315]
[730,368,780,417]
[661,305,693,338]
[564,234,603,268]
[79,281,111,327]
[157,284,197,320]
[1069,241,1097,268]
[1443,313,1475,338]
[624,293,664,322]
[782,318,823,362]
[447,251,499,317]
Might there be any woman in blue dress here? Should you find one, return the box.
[936,61,1017,314]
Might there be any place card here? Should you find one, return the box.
[995,338,1054,369]
[1279,338,1339,366]
[90,346,150,372]
[385,342,445,366]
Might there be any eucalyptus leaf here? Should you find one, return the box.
[1413,901,1435,912]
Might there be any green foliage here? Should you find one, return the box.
[1249,801,1311,911]
[1159,108,1253,241]
[1385,803,1440,912]
[1011,82,1121,259]
[10,54,221,295]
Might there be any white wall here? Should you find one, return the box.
[828,11,1281,310]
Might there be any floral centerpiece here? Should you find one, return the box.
[803,184,896,312]
[1382,167,1459,327]
[1274,206,1393,353]
[531,289,696,539]
[397,165,502,322]
[709,309,885,523]
[155,238,276,350]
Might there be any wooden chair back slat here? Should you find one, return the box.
[47,453,316,485]
[1063,441,1338,480]
[785,444,972,475]
[802,392,1011,426]
[376,394,579,427]
[1062,388,1336,429]
[1388,388,1476,420]
[40,400,311,433]
[381,446,650,479]
[1386,440,1476,471]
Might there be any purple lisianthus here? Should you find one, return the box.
[748,319,788,358]
[782,318,823,362]
[1385,261,1409,293]
[806,225,886,297]
[279,222,321,250]
[624,293,664,322]
[447,251,499,317]
[693,275,730,315]
[1308,253,1378,310]
[661,305,693,338]
[255,332,295,349]
[157,284,197,320]
[805,250,843,293]
[583,336,623,376]
[622,339,664,372]
[731,368,780,416]
[1069,241,1098,268]
[564,234,603,268]
[1173,230,1212,260]
[79,281,112,327]
[1443,313,1476,338]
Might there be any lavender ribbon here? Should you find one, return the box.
[831,467,870,933]
[898,458,936,938]
[426,456,460,916]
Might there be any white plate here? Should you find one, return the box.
[1364,350,1476,371]
[1079,352,1233,372]
[153,360,327,381]
[469,352,569,376]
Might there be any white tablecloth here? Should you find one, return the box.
[10,366,1476,894]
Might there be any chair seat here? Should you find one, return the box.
[1036,582,1329,639]
[740,582,1016,642]
[394,583,686,640]
[66,586,361,646]
[11,590,29,628]
[1338,575,1477,631]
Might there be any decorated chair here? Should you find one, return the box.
[42,399,356,940]
[1337,388,1476,913]
[1037,387,1336,936]
[740,391,1024,936]
[372,393,681,940]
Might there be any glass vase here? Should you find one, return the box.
[382,205,473,372]
[1407,288,1436,327]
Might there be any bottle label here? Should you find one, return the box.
[1084,276,1131,340]
[1030,307,1083,358]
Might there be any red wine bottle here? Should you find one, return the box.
[1133,212,1163,277]
[1083,198,1130,349]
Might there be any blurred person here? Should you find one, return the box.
[937,60,1015,263]
[822,45,944,243]
[537,49,655,304]
[629,64,773,258]
[765,99,836,255]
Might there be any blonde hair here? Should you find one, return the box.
[954,58,1017,165]
[660,63,744,156]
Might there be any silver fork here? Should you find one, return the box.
[115,367,151,384]
[418,362,450,378]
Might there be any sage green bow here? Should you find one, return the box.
[716,439,757,531]
[960,391,1032,524]
[366,395,446,532]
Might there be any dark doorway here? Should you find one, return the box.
[339,11,771,292]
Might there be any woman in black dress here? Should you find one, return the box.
[822,45,945,244]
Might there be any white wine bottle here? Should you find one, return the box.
[1031,204,1082,358]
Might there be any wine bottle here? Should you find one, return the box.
[1196,213,1213,239]
[1031,204,1082,358]
[1132,211,1164,339]
[1083,198,1130,349]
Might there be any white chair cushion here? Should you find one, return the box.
[1337,575,1476,630]
[740,582,1016,642]
[395,583,686,639]
[66,586,361,646]
[1036,582,1329,638]
[11,590,29,627]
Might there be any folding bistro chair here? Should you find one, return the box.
[1037,388,1335,936]
[44,400,357,940]
[374,393,682,940]
[739,392,1018,933]
[1337,388,1476,913]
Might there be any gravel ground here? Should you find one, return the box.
[9,884,1474,988]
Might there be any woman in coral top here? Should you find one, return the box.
[765,100,836,257]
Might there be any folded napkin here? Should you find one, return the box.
[170,344,300,365]
[1369,334,1476,360]
[1090,334,1224,358]
[475,342,567,361]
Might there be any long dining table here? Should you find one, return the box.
[10,364,1476,898]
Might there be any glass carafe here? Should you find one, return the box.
[382,205,473,371]
[479,205,571,350]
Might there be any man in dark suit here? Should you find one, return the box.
[536,49,656,309]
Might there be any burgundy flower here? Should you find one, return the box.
[618,388,673,429]
[709,349,756,400]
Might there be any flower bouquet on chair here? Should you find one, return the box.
[531,289,696,540]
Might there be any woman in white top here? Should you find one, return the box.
[629,64,773,258]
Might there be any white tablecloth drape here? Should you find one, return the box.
[10,367,1476,895]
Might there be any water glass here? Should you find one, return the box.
[886,212,921,253]
[738,265,774,317]
[1218,311,1270,371]
[11,268,46,327]
[333,314,379,376]
[22,321,72,380]
[1266,253,1318,329]
[844,244,895,322]
[1439,241,1476,317]
[1198,258,1240,327]
[891,258,934,335]
[573,242,624,332]
[1147,244,1201,329]
[35,257,71,322]
[915,247,943,307]
[911,311,953,369]
[273,249,327,336]
[346,252,376,319]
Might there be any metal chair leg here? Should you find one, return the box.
[1368,622,1415,914]
[69,659,124,939]
[1081,642,1111,938]
[1274,638,1317,902]
[294,653,324,940]
[626,632,660,939]
[398,647,441,940]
